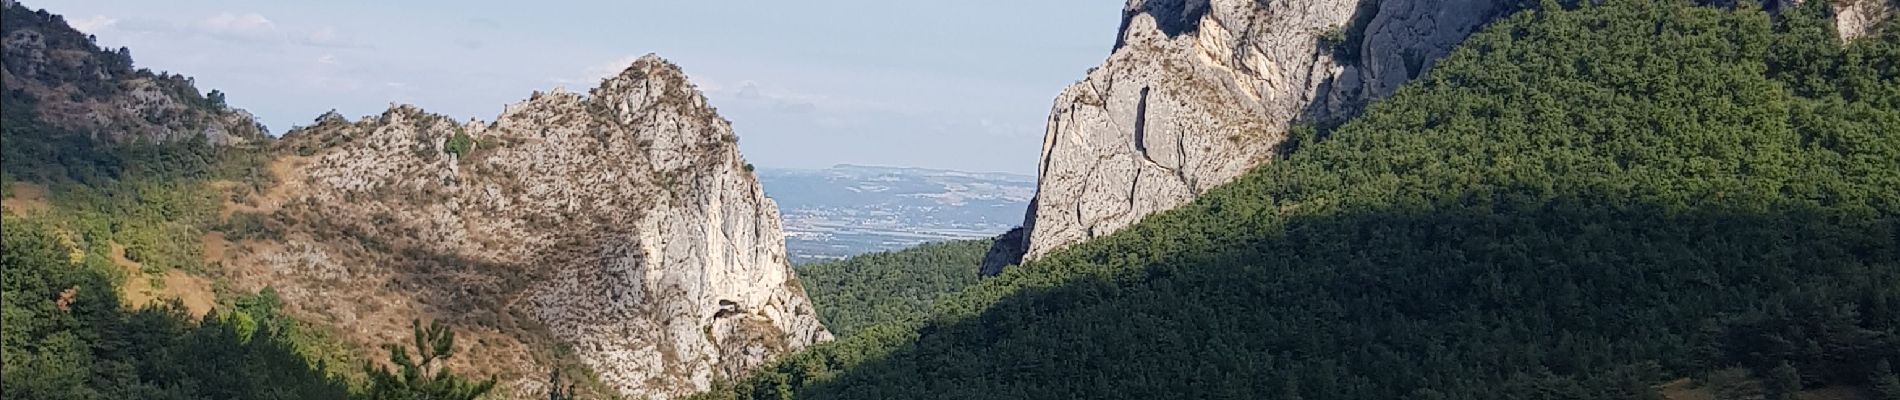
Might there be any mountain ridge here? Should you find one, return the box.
[3,2,833,396]
[1,1,266,146]
[227,53,832,399]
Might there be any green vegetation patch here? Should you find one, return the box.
[699,1,1900,399]
[1,215,355,399]
[444,130,475,158]
[794,239,990,338]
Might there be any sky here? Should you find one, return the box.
[30,0,1122,174]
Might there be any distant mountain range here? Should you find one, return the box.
[757,164,1033,263]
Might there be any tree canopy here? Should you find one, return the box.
[699,1,1900,399]
[794,239,989,338]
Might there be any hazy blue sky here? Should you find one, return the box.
[32,1,1121,174]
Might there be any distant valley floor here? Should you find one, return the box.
[757,165,1032,262]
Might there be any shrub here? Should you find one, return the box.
[444,131,474,158]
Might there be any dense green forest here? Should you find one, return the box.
[795,239,989,338]
[2,214,352,399]
[1,3,498,399]
[698,1,1900,399]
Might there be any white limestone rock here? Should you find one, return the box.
[1833,0,1894,41]
[986,0,1515,274]
[989,0,1893,275]
[235,55,829,399]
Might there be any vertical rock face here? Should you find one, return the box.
[222,55,828,399]
[983,0,1514,274]
[987,0,1895,275]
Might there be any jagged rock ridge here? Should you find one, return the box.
[2,1,264,144]
[217,55,829,399]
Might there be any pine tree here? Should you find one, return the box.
[1873,360,1900,400]
[362,319,497,400]
[547,368,579,400]
[1764,362,1801,400]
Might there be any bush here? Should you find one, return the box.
[220,212,281,241]
[443,131,474,158]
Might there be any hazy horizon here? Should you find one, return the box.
[29,0,1121,174]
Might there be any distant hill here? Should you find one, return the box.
[758,165,1032,262]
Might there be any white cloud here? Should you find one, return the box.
[70,15,118,34]
[316,54,337,65]
[197,13,279,40]
[100,12,363,49]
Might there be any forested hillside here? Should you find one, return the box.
[1,5,347,398]
[2,2,496,398]
[1,215,353,399]
[795,239,989,338]
[698,1,1900,399]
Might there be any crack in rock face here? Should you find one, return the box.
[983,0,1516,275]
[983,0,1889,276]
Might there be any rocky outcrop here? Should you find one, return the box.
[1,1,265,143]
[978,225,1029,276]
[985,0,1897,276]
[217,55,828,399]
[982,0,1515,274]
[1833,0,1894,40]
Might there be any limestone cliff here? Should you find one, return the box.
[982,0,1894,275]
[214,55,829,399]
[983,0,1514,274]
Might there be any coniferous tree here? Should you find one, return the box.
[362,319,497,400]
[1874,361,1900,400]
[1764,362,1801,400]
[547,368,579,400]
